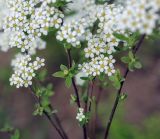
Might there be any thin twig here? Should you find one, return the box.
[29,86,66,139]
[88,79,95,112]
[84,82,90,113]
[95,86,103,127]
[104,34,146,139]
[66,49,81,107]
[66,49,88,139]
[53,113,69,139]
[31,80,68,139]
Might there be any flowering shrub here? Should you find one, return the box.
[0,0,160,139]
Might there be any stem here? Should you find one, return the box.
[29,86,66,139]
[84,82,90,112]
[66,49,87,139]
[66,49,81,107]
[31,79,68,139]
[43,111,66,139]
[88,79,95,112]
[104,34,146,139]
[95,86,103,127]
[53,113,69,139]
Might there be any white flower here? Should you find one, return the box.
[10,54,45,88]
[3,0,64,52]
[76,108,86,122]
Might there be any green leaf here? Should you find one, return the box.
[109,70,123,89]
[128,51,134,59]
[134,61,142,69]
[52,0,70,8]
[0,124,13,132]
[70,94,77,104]
[99,73,105,81]
[128,62,135,71]
[60,64,68,71]
[119,93,128,101]
[121,56,130,64]
[80,77,89,81]
[33,104,44,116]
[113,33,130,42]
[65,76,72,88]
[37,69,47,81]
[11,130,20,139]
[53,71,65,78]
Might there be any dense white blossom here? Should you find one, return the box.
[118,0,160,34]
[74,0,159,77]
[3,0,64,52]
[56,19,86,47]
[10,54,45,88]
[0,0,159,88]
[0,32,11,52]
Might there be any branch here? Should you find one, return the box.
[29,86,67,139]
[104,34,146,139]
[66,49,81,107]
[88,79,95,112]
[66,49,88,139]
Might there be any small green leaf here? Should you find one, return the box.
[119,93,128,101]
[70,94,77,104]
[134,61,142,69]
[113,33,130,42]
[11,130,20,139]
[60,64,68,71]
[33,104,44,116]
[129,51,134,59]
[37,69,47,81]
[0,124,13,132]
[80,77,89,81]
[53,71,65,78]
[121,56,130,64]
[65,76,72,88]
[109,70,123,89]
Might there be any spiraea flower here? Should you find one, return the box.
[10,54,45,88]
[56,19,85,47]
[80,54,116,77]
[76,108,86,122]
[118,0,160,34]
[3,0,64,52]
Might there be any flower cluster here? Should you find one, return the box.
[0,0,8,29]
[118,0,160,34]
[77,0,159,77]
[0,0,159,88]
[0,0,10,52]
[76,108,86,122]
[56,0,99,47]
[80,55,116,77]
[79,5,122,77]
[56,19,85,47]
[0,32,11,52]
[10,54,45,88]
[3,0,64,52]
[1,0,73,88]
